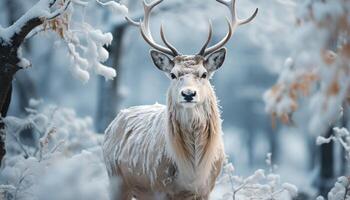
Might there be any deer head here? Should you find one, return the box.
[126,0,258,108]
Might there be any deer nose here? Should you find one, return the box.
[181,89,196,102]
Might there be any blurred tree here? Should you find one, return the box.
[318,127,334,196]
[96,24,126,132]
[6,0,39,114]
[263,0,350,196]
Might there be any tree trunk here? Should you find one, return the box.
[318,127,334,197]
[0,62,19,166]
[96,25,126,132]
[0,16,42,167]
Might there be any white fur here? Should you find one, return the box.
[103,55,225,199]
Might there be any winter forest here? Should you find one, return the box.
[0,0,349,199]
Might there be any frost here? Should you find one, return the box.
[96,0,129,17]
[212,154,298,200]
[316,136,333,146]
[282,183,298,197]
[17,48,31,68]
[59,8,117,82]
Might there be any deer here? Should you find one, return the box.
[103,0,257,199]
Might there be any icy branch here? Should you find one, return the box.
[215,155,298,199]
[1,0,71,47]
[96,0,129,17]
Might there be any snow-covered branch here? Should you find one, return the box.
[317,127,350,162]
[1,0,69,47]
[213,154,298,200]
[0,0,127,82]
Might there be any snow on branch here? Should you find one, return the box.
[317,127,350,162]
[1,0,68,47]
[96,0,128,17]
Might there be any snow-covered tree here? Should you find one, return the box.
[263,0,350,134]
[0,0,127,165]
[263,0,350,196]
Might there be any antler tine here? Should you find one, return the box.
[202,0,258,56]
[197,20,213,56]
[126,0,179,56]
[140,22,174,55]
[202,18,232,56]
[142,0,163,40]
[239,8,258,25]
[125,16,140,26]
[218,0,258,26]
[160,24,180,56]
[125,0,164,27]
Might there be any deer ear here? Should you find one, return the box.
[150,50,174,73]
[204,48,226,72]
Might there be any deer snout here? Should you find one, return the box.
[181,89,197,102]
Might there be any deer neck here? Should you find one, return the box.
[165,90,223,186]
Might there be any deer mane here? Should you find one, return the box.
[165,88,223,187]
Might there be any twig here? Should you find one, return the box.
[46,0,72,20]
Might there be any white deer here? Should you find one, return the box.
[103,0,257,199]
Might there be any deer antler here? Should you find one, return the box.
[126,0,180,57]
[198,0,258,56]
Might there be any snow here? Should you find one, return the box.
[316,127,350,156]
[282,183,298,197]
[316,136,333,146]
[212,160,297,200]
[321,176,350,200]
[0,0,51,43]
[1,0,349,199]
[96,0,129,17]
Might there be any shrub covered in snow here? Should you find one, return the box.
[0,101,108,200]
[212,154,298,200]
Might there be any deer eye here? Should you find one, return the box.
[170,73,177,79]
[201,72,207,79]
